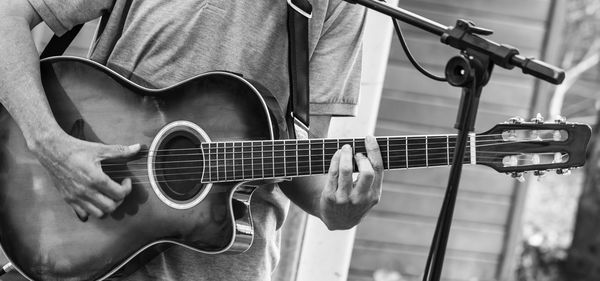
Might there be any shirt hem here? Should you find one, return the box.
[310,102,357,117]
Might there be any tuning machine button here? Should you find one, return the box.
[510,172,526,182]
[554,115,567,124]
[506,116,525,124]
[534,170,547,177]
[556,168,571,176]
[531,113,545,124]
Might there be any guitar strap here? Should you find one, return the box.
[41,2,312,139]
[286,0,312,139]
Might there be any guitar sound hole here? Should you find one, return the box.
[155,131,204,202]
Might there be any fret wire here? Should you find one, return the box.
[272,142,275,178]
[251,143,254,179]
[446,135,450,166]
[232,142,235,180]
[261,141,264,179]
[352,138,356,172]
[296,140,299,176]
[208,143,212,182]
[227,142,230,181]
[241,142,246,180]
[217,142,220,181]
[238,143,241,180]
[309,139,312,174]
[225,142,229,181]
[405,137,408,169]
[425,136,429,167]
[386,137,390,170]
[322,139,326,174]
[283,141,287,177]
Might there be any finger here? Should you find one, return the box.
[69,202,88,222]
[365,135,384,193]
[323,149,342,197]
[85,191,119,214]
[336,144,354,197]
[99,143,141,160]
[352,152,375,196]
[94,174,132,201]
[78,200,105,218]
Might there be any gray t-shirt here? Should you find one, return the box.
[28,0,366,280]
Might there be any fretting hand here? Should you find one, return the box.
[318,135,384,230]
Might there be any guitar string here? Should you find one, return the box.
[122,132,557,154]
[102,135,561,165]
[100,149,568,180]
[100,137,566,170]
[104,149,566,172]
[111,153,570,185]
[102,152,569,184]
[104,153,568,181]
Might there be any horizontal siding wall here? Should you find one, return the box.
[349,1,552,281]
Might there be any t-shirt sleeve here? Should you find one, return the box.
[309,1,366,117]
[27,0,114,36]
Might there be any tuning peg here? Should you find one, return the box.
[531,154,541,165]
[556,168,571,176]
[506,116,525,124]
[534,170,547,177]
[530,130,542,141]
[503,155,519,167]
[511,172,526,182]
[553,130,562,141]
[531,113,544,124]
[554,115,567,124]
[553,152,564,164]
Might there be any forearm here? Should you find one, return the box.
[0,2,63,149]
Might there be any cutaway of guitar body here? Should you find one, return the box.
[0,57,281,281]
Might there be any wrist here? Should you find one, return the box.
[24,121,66,155]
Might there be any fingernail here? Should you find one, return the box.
[342,144,351,151]
[129,144,141,151]
[355,152,365,159]
[76,213,88,222]
[366,135,376,144]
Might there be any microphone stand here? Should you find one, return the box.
[342,1,565,280]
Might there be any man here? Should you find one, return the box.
[0,0,383,280]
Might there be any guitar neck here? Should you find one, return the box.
[200,135,472,183]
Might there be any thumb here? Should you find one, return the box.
[99,143,141,160]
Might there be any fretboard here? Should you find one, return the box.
[199,135,471,183]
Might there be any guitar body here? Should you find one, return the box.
[0,57,281,280]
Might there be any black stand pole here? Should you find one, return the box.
[422,50,492,281]
[339,1,566,280]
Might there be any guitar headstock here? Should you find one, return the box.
[476,115,591,181]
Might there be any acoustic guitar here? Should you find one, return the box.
[0,57,591,280]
